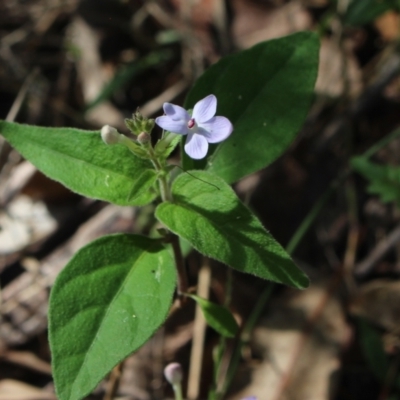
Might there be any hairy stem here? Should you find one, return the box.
[148,147,187,299]
[170,234,188,296]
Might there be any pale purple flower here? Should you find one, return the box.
[155,94,233,159]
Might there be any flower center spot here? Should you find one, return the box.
[187,118,195,129]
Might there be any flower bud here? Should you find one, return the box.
[144,118,155,133]
[164,362,183,385]
[137,132,151,145]
[101,125,122,145]
[125,110,155,136]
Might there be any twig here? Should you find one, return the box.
[337,0,350,15]
[355,223,400,277]
[362,126,400,159]
[139,80,189,117]
[187,260,211,400]
[286,173,346,254]
[335,0,351,99]
[151,328,166,400]
[214,268,233,394]
[0,68,40,187]
[147,1,203,80]
[212,0,232,56]
[343,180,359,293]
[103,362,124,400]
[220,283,274,399]
[6,68,39,123]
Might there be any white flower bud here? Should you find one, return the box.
[101,125,122,145]
[164,362,183,385]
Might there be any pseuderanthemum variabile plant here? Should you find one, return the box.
[0,31,318,400]
[156,94,233,159]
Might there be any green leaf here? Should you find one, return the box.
[358,318,389,382]
[49,234,176,400]
[187,294,238,338]
[155,171,308,288]
[351,156,400,205]
[127,169,158,202]
[344,0,398,26]
[154,131,182,159]
[183,31,319,184]
[0,121,155,206]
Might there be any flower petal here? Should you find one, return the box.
[185,133,209,159]
[193,94,217,123]
[163,103,189,121]
[199,116,233,143]
[155,116,189,135]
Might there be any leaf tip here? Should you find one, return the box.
[297,272,310,290]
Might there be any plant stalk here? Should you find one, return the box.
[173,383,184,400]
[148,147,188,299]
[170,234,188,296]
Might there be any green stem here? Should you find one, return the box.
[362,127,400,159]
[170,234,188,295]
[172,383,183,400]
[121,132,187,298]
[148,148,172,203]
[213,337,226,400]
[159,173,171,202]
[220,283,274,399]
[211,268,233,399]
[146,146,188,296]
[286,174,345,254]
[155,163,172,202]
